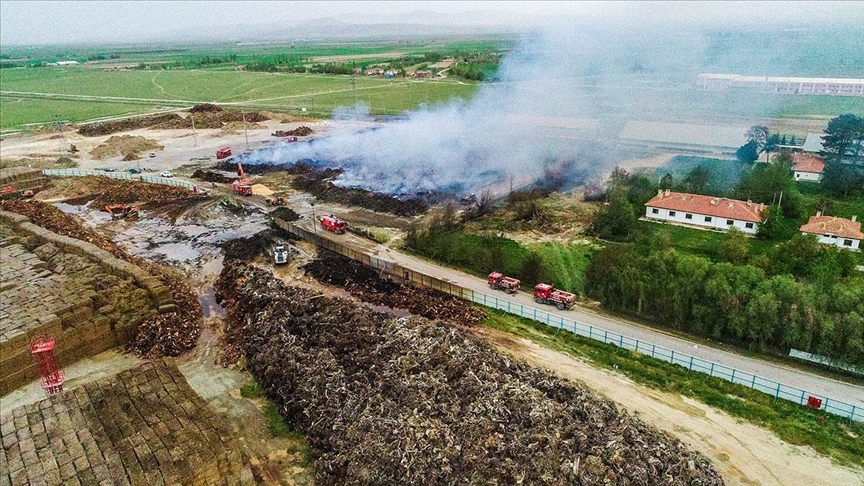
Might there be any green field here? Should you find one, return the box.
[0,67,480,128]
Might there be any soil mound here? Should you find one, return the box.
[192,169,237,184]
[77,113,184,136]
[215,261,723,485]
[273,126,313,137]
[157,110,269,130]
[90,135,163,160]
[269,206,299,222]
[189,103,223,113]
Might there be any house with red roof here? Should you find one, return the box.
[790,153,826,182]
[799,212,862,250]
[644,190,766,234]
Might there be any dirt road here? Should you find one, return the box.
[290,218,864,409]
[479,326,864,486]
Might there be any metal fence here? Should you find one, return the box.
[41,169,196,190]
[277,219,863,422]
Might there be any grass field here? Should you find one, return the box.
[0,67,480,128]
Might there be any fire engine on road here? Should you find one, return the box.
[488,272,520,294]
[320,214,347,234]
[533,283,576,310]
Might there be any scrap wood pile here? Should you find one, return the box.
[272,126,313,137]
[0,199,201,358]
[303,252,487,325]
[77,113,184,136]
[191,169,237,184]
[56,176,198,207]
[292,168,429,217]
[220,228,293,262]
[269,206,299,222]
[189,103,223,113]
[215,261,723,485]
[157,109,269,130]
[213,160,290,175]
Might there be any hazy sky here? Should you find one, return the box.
[2,1,863,46]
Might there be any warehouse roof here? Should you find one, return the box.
[802,133,826,153]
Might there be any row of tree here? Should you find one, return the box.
[585,232,863,364]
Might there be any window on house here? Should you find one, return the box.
[726,219,734,225]
[745,222,754,229]
[669,211,676,217]
[844,239,853,247]
[685,213,693,220]
[704,216,712,222]
[651,208,659,214]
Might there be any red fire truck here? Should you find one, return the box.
[533,283,576,310]
[320,214,347,234]
[488,272,520,294]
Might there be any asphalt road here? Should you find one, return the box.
[293,218,864,409]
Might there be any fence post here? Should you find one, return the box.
[652,344,656,357]
[775,382,781,398]
[852,406,857,423]
[800,390,806,404]
[710,362,714,376]
[751,375,756,388]
[689,356,694,371]
[619,335,623,347]
[731,369,736,383]
[671,350,675,364]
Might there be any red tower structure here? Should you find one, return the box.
[29,336,64,396]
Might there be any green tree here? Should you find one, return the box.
[822,162,864,197]
[820,113,864,161]
[718,228,751,265]
[660,173,673,189]
[736,139,759,164]
[756,205,794,241]
[682,165,711,194]
[590,186,635,241]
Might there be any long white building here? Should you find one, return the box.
[697,74,864,97]
[644,190,766,234]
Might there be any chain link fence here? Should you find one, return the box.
[277,219,863,422]
[41,169,196,190]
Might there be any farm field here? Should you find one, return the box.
[0,67,480,128]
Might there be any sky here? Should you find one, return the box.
[2,1,863,46]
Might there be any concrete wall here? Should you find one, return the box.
[794,171,822,182]
[813,234,861,251]
[645,206,758,234]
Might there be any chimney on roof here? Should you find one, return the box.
[657,189,663,197]
[710,198,718,205]
[816,210,822,218]
[853,215,858,222]
[729,202,734,208]
[747,199,752,207]
[664,189,670,197]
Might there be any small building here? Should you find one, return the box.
[235,65,246,71]
[365,67,384,76]
[799,213,862,251]
[410,70,433,79]
[644,190,766,234]
[791,153,825,182]
[696,74,864,97]
[801,133,826,154]
[55,60,79,66]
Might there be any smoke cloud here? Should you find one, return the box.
[241,21,864,195]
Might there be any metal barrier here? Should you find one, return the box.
[277,219,863,422]
[41,169,196,190]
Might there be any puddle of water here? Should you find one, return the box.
[152,242,199,261]
[198,287,225,317]
[201,256,224,277]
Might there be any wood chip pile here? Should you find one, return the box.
[303,252,487,325]
[0,200,201,358]
[272,126,313,137]
[77,114,184,136]
[216,261,724,485]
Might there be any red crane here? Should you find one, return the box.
[30,336,64,396]
[232,163,253,196]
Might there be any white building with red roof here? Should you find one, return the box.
[644,190,766,234]
[791,153,826,182]
[799,212,862,250]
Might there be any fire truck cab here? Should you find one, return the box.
[320,214,347,234]
[533,283,576,310]
[488,272,521,294]
[216,147,233,159]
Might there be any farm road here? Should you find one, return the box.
[293,217,864,408]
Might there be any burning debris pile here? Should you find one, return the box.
[273,126,313,137]
[191,169,237,184]
[0,200,201,358]
[292,169,429,216]
[78,113,184,136]
[303,252,487,325]
[215,262,723,485]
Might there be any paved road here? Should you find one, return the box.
[292,218,864,408]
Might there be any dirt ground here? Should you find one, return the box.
[476,326,864,486]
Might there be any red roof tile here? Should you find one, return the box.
[645,191,766,223]
[799,215,863,239]
[791,153,825,174]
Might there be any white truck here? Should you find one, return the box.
[274,246,289,265]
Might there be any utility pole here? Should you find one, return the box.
[53,115,67,158]
[777,191,783,208]
[242,110,249,150]
[190,113,198,147]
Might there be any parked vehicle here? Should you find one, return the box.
[0,187,35,200]
[216,147,233,159]
[320,214,347,234]
[274,245,289,265]
[533,283,576,310]
[149,152,156,158]
[488,272,520,294]
[159,171,173,178]
[129,168,142,174]
[104,204,139,220]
